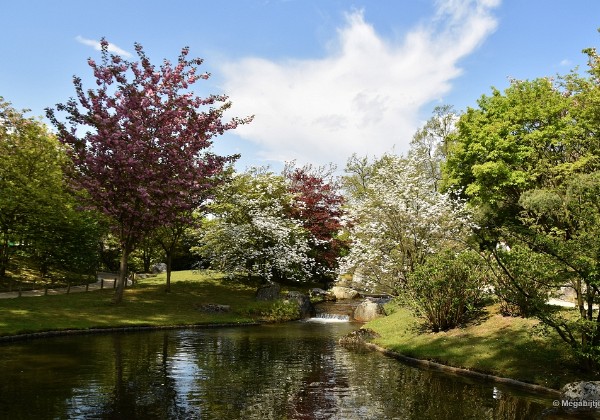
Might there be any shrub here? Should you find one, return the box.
[403,250,487,332]
[240,299,301,322]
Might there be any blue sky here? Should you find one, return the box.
[2,0,599,171]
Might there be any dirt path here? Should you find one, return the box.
[0,279,118,299]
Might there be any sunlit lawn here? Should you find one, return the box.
[365,302,595,389]
[0,270,290,337]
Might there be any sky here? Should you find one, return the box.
[2,0,600,172]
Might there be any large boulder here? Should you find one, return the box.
[353,298,386,322]
[255,283,281,301]
[282,291,314,318]
[560,381,600,412]
[151,263,167,274]
[309,288,336,301]
[330,286,359,300]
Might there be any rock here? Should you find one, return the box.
[353,298,386,322]
[339,328,380,346]
[309,288,336,301]
[330,286,359,300]
[255,283,281,301]
[151,263,167,274]
[282,291,314,318]
[195,303,231,313]
[559,381,600,411]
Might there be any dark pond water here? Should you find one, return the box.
[0,321,559,419]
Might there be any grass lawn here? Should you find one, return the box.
[365,302,596,390]
[0,270,305,337]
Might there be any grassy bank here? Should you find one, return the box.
[0,270,305,337]
[365,302,594,389]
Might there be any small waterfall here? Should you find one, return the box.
[306,313,351,323]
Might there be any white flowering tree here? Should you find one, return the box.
[195,168,313,282]
[340,152,474,294]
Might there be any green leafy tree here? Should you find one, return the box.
[444,47,600,369]
[25,201,103,279]
[410,104,457,191]
[0,97,101,279]
[153,222,187,292]
[342,154,376,203]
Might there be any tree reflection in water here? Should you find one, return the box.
[0,322,553,419]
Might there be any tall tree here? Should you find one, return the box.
[340,152,473,293]
[410,105,457,191]
[153,222,186,293]
[444,47,600,369]
[0,97,99,278]
[47,39,250,303]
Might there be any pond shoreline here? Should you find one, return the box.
[0,316,561,398]
[362,341,562,396]
[0,321,262,343]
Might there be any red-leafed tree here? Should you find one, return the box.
[47,39,250,303]
[285,165,346,283]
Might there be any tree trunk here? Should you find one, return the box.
[165,251,172,293]
[113,247,130,304]
[0,236,9,277]
[142,242,152,273]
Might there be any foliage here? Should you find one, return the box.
[46,39,249,302]
[285,163,346,282]
[195,168,313,282]
[0,97,101,278]
[410,104,457,191]
[340,152,474,293]
[152,222,188,292]
[443,75,590,241]
[25,203,103,277]
[129,236,162,273]
[341,153,377,203]
[492,245,556,317]
[241,299,301,322]
[444,47,600,369]
[402,250,488,332]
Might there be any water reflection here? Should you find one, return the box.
[0,322,557,419]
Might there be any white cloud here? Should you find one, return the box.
[220,0,500,168]
[560,58,572,67]
[75,35,132,58]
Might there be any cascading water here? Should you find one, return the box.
[306,299,361,323]
[305,313,350,323]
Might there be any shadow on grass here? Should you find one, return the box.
[0,274,265,337]
[369,306,594,389]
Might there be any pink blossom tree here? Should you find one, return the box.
[47,39,251,303]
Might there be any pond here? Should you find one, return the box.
[0,320,557,419]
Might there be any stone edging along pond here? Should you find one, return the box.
[0,322,262,343]
[362,341,561,397]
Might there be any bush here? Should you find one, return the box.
[493,245,554,317]
[403,250,487,332]
[240,299,301,322]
